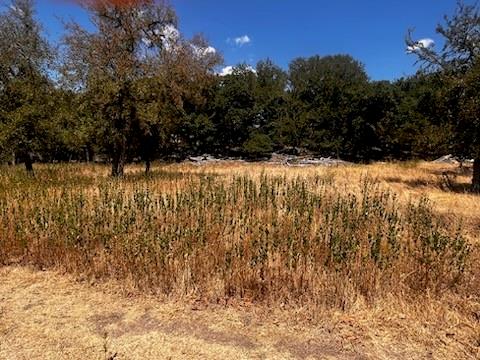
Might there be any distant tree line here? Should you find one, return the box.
[0,0,479,191]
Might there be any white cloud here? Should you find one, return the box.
[162,24,180,40]
[142,24,181,50]
[203,46,217,55]
[218,65,256,76]
[228,35,251,47]
[142,37,152,47]
[191,44,217,57]
[407,38,435,53]
[219,65,234,76]
[161,24,180,50]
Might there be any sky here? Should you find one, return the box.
[35,0,463,81]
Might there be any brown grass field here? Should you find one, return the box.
[0,161,479,359]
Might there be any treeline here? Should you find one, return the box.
[0,1,479,190]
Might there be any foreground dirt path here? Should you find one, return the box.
[0,267,477,360]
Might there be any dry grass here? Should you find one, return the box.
[1,266,478,359]
[172,161,480,237]
[0,161,479,359]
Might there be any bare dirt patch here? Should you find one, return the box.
[275,336,366,360]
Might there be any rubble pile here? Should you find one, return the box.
[269,153,352,167]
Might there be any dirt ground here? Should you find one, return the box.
[1,266,478,360]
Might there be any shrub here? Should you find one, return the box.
[243,133,274,158]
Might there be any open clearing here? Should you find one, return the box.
[1,161,479,359]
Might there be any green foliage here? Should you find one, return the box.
[243,132,274,158]
[212,64,258,151]
[0,0,476,177]
[0,0,54,169]
[407,1,480,189]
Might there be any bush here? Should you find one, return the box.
[243,133,274,158]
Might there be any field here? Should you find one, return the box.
[1,161,479,359]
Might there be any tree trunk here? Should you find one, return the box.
[85,147,90,163]
[145,158,151,175]
[24,153,34,176]
[110,81,134,178]
[111,146,126,177]
[472,158,480,193]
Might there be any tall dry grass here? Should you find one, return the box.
[0,162,478,309]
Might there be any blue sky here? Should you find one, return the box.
[36,0,462,80]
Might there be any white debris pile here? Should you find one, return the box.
[433,155,460,164]
[189,154,220,163]
[269,153,351,167]
[269,153,298,165]
[186,153,351,166]
[295,157,351,166]
[188,154,245,165]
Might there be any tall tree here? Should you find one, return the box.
[0,0,54,174]
[62,0,176,176]
[288,55,369,158]
[212,64,258,154]
[407,1,480,192]
[249,59,287,156]
[136,34,221,166]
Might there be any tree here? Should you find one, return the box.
[407,1,480,192]
[51,89,98,162]
[253,59,287,153]
[212,64,258,154]
[398,75,454,159]
[287,55,369,158]
[243,132,273,158]
[0,0,54,174]
[137,34,221,165]
[455,61,480,190]
[62,0,177,176]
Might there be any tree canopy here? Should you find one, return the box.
[0,0,479,191]
[407,0,480,191]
